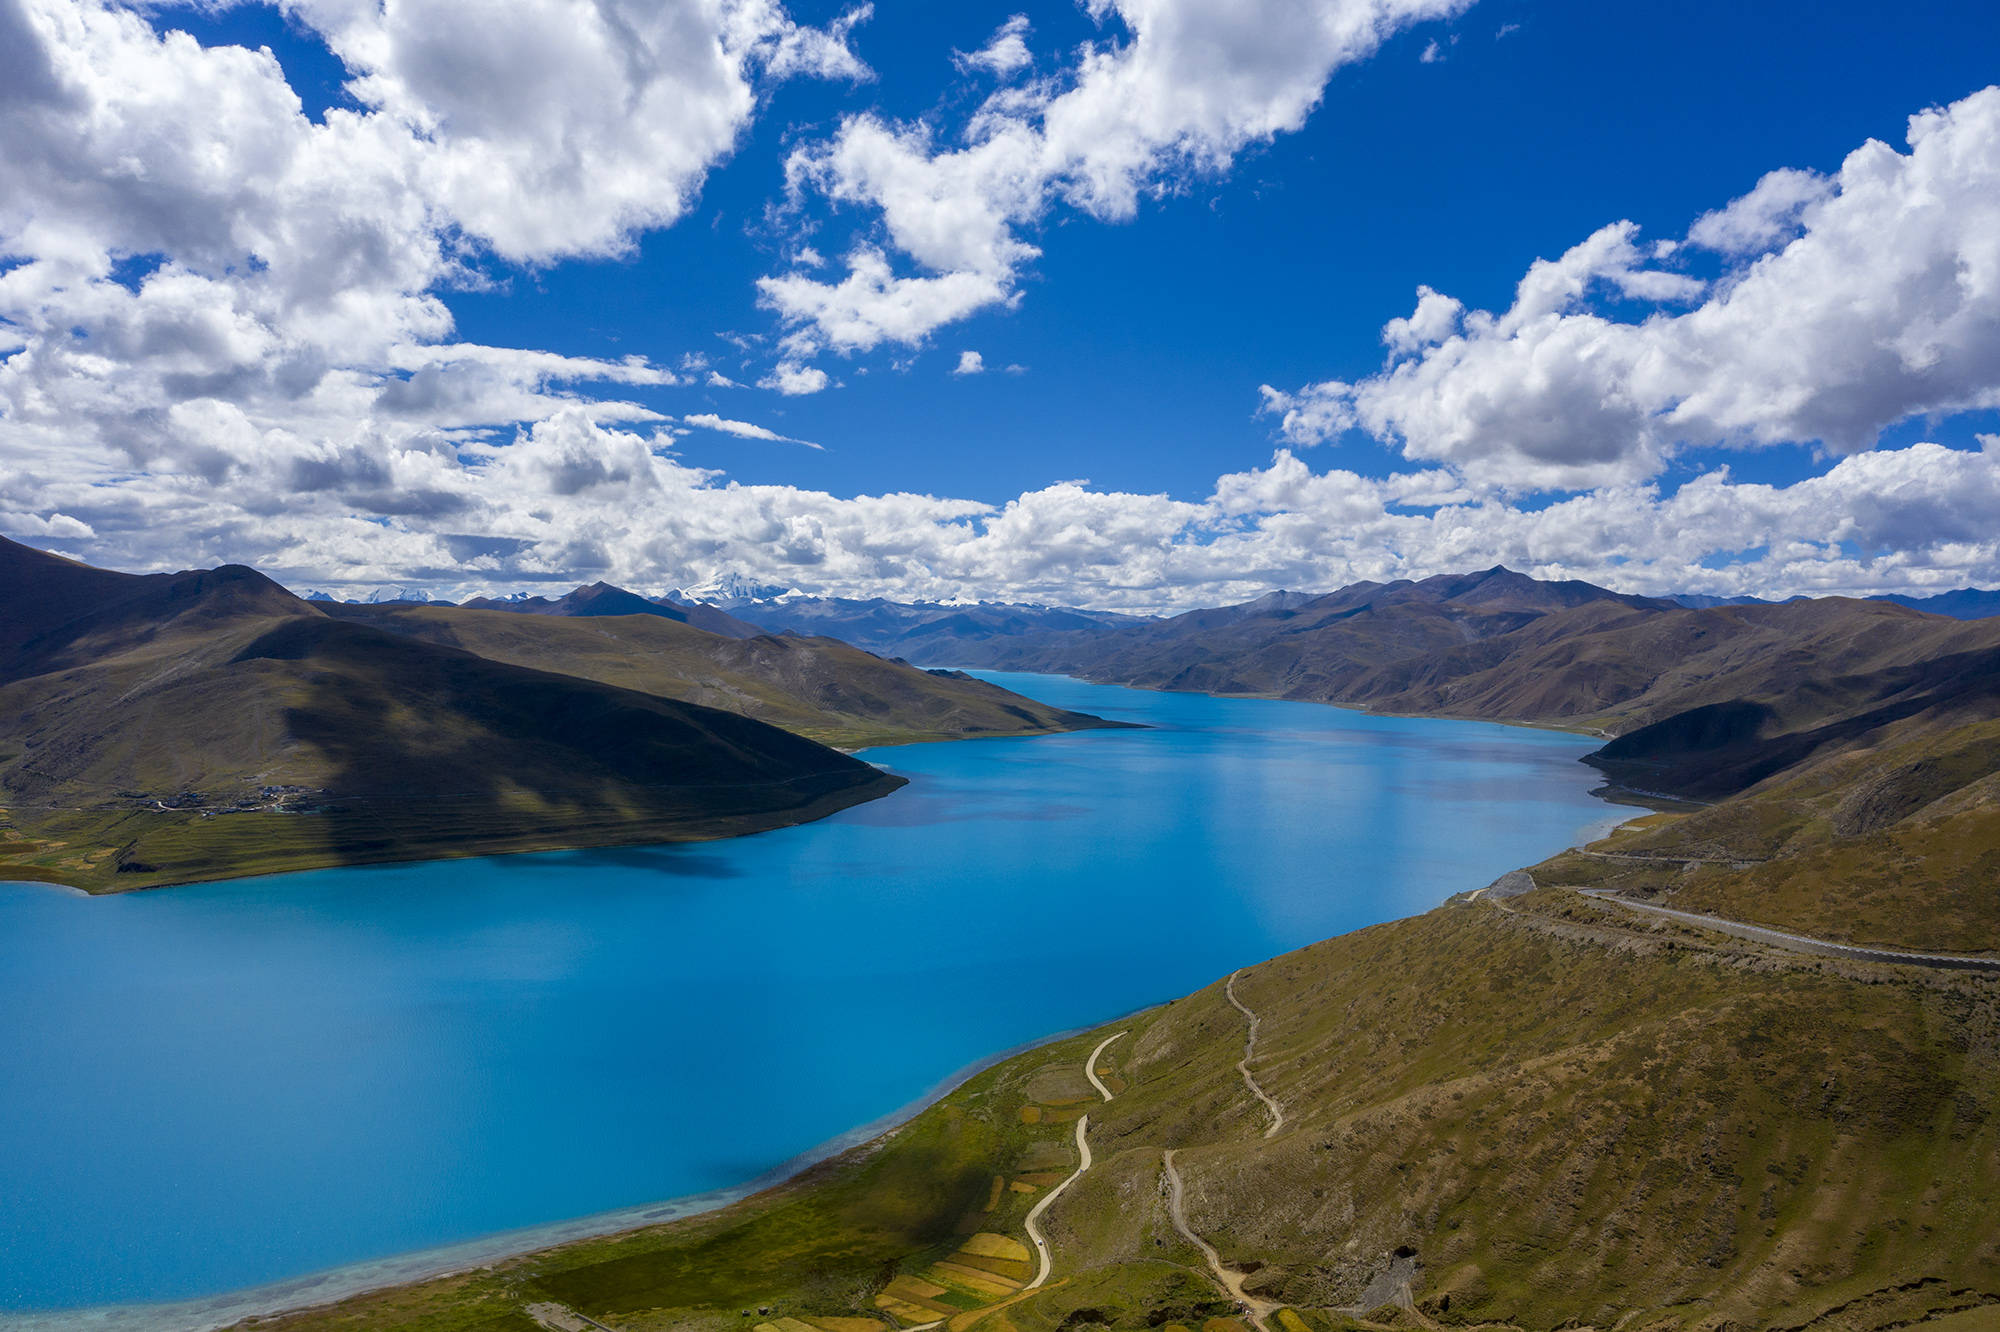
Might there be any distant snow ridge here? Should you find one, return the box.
[294,586,437,605]
[673,573,804,603]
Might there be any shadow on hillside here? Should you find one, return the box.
[121,617,897,882]
[1591,643,2000,799]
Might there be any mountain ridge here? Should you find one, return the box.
[319,600,1128,750]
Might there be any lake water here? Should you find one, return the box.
[0,673,1620,1317]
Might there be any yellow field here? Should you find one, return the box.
[960,1234,1030,1262]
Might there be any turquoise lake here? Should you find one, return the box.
[0,673,1622,1316]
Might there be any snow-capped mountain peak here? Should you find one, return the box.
[672,573,805,604]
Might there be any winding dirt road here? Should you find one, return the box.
[1224,970,1285,1137]
[1575,890,2000,973]
[1161,1149,1279,1332]
[1023,1031,1126,1289]
[1085,1029,1126,1102]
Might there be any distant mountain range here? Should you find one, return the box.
[378,565,2000,810]
[301,586,453,606]
[440,580,1147,660]
[0,538,1114,891]
[669,591,1152,661]
[856,566,2000,809]
[1670,586,2000,618]
[459,581,766,638]
[291,575,2000,658]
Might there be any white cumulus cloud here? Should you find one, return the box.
[758,360,832,395]
[1261,86,2000,491]
[954,15,1033,79]
[759,0,1471,356]
[10,405,2000,613]
[0,0,865,532]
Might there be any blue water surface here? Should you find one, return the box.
[0,674,1619,1312]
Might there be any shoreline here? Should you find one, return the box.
[3,714,1134,897]
[0,1016,1131,1332]
[0,769,908,897]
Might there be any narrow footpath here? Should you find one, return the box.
[1149,970,1291,1332]
[1224,970,1285,1137]
[1161,1149,1280,1332]
[1023,1031,1126,1289]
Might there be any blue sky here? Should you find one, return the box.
[3,0,1999,605]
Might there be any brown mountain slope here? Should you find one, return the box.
[944,567,1666,690]
[952,569,2000,806]
[1355,598,2000,735]
[321,601,1122,749]
[0,538,900,891]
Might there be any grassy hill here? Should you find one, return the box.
[0,539,909,891]
[229,861,2000,1332]
[1538,714,2000,955]
[320,602,1122,750]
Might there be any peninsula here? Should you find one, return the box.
[0,538,1119,892]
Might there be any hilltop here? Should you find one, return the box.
[0,539,1113,891]
[322,601,1124,750]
